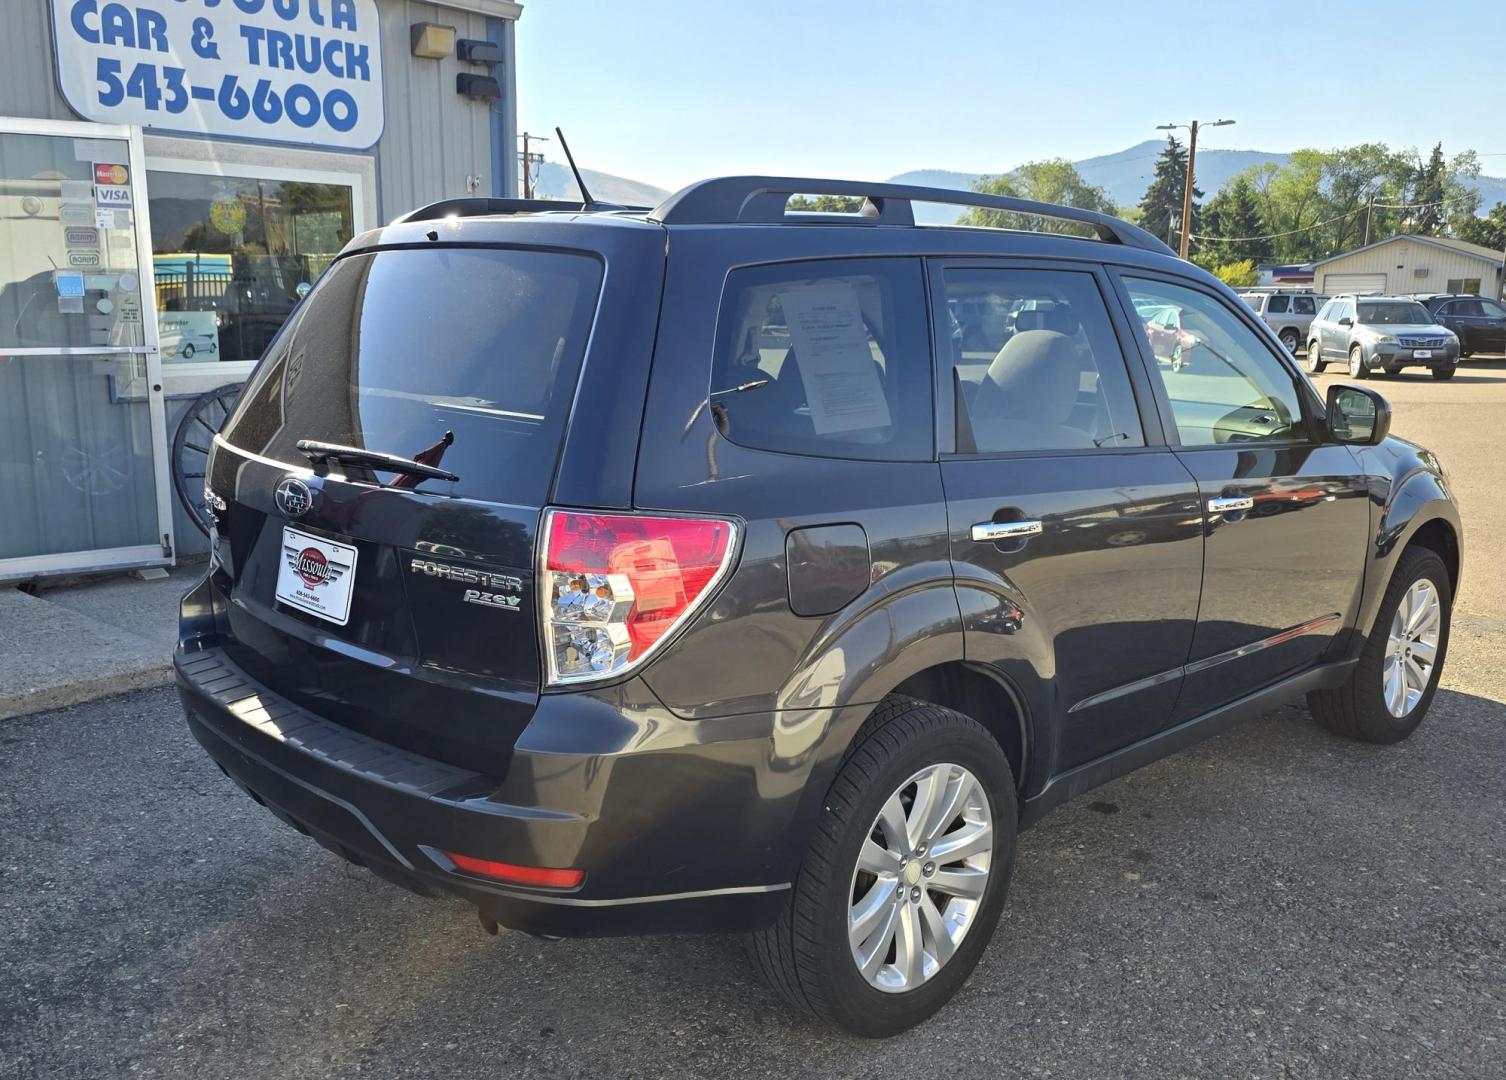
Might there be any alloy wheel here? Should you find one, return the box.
[847,762,993,994]
[1384,579,1442,718]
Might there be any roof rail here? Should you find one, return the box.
[648,176,1173,254]
[393,196,647,223]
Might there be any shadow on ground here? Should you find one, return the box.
[2,661,1503,1079]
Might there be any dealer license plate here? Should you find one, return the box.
[1413,349,1432,359]
[275,527,358,626]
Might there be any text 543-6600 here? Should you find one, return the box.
[95,60,360,132]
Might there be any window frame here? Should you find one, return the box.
[1105,267,1327,451]
[926,256,1167,459]
[145,152,369,391]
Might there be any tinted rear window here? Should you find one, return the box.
[223,246,602,504]
[709,258,933,461]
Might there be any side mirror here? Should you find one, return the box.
[1338,316,1353,327]
[1326,384,1391,445]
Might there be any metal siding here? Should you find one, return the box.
[1318,238,1500,296]
[2,1,78,122]
[374,1,499,220]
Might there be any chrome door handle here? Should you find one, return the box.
[971,520,1043,543]
[1208,496,1254,514]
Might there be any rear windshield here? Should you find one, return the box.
[222,246,602,504]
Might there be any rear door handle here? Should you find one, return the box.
[1208,496,1254,514]
[971,520,1043,543]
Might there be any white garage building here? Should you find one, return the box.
[1313,234,1504,300]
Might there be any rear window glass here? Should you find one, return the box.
[222,246,601,504]
[709,258,933,461]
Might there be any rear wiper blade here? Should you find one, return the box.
[295,439,460,483]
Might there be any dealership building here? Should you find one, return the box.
[1,0,522,581]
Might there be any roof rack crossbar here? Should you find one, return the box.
[393,196,648,224]
[649,176,1171,253]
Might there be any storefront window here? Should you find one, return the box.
[146,170,354,365]
[0,133,145,351]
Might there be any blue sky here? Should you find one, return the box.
[517,0,1506,192]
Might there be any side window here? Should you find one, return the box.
[710,258,932,461]
[1481,299,1506,319]
[943,267,1143,453]
[1125,278,1310,448]
[1316,301,1335,321]
[1266,294,1291,313]
[1453,298,1484,317]
[1293,295,1316,315]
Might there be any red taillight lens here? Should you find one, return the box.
[444,851,584,889]
[541,510,736,685]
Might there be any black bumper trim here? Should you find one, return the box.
[177,647,486,799]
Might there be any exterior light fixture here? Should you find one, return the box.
[410,22,456,59]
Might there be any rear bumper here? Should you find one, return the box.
[176,644,805,936]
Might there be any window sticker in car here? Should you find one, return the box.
[778,283,892,435]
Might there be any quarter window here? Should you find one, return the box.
[1125,278,1309,447]
[942,268,1143,453]
[1293,295,1316,315]
[710,259,933,461]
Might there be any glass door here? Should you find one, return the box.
[0,118,172,580]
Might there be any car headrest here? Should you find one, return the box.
[977,330,1082,426]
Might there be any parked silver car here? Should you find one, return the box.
[1307,295,1460,380]
[1238,289,1327,353]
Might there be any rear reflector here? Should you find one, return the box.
[540,509,737,686]
[444,851,584,889]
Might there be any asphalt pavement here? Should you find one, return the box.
[3,363,1504,1079]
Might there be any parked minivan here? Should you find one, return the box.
[176,178,1461,1037]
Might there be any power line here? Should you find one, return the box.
[1193,191,1478,243]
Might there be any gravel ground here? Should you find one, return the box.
[2,612,1502,1079]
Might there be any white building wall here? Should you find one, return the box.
[1316,239,1502,298]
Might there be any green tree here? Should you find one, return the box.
[1456,201,1506,251]
[958,159,1116,235]
[1409,143,1448,235]
[1198,176,1270,263]
[786,194,864,213]
[1138,135,1199,251]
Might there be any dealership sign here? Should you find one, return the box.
[50,0,384,150]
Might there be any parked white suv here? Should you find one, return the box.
[1239,290,1327,353]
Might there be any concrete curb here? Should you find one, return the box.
[0,662,174,722]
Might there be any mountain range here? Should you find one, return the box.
[545,140,1506,223]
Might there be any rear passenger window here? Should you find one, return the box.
[1293,296,1316,314]
[1266,295,1291,313]
[710,259,932,460]
[943,268,1144,453]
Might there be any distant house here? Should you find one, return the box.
[1312,234,1504,299]
[1255,263,1315,287]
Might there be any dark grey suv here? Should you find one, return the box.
[175,177,1462,1037]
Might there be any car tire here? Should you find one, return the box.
[182,343,195,359]
[1432,365,1456,381]
[1308,548,1451,745]
[1279,328,1299,353]
[747,696,1017,1038]
[1348,345,1368,379]
[1307,342,1326,373]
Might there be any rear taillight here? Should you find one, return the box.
[540,510,737,686]
[443,851,584,889]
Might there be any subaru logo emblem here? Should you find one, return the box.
[274,477,313,518]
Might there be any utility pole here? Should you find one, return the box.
[1157,117,1235,260]
[1363,192,1376,246]
[518,131,549,199]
